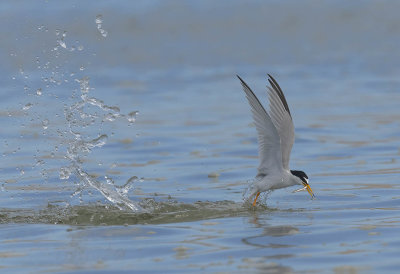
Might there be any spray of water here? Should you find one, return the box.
[15,17,142,211]
[60,76,141,211]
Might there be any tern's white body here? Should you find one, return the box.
[237,74,314,205]
[254,170,296,193]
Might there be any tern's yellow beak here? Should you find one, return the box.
[303,182,315,198]
[293,182,315,198]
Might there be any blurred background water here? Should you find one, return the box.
[1,0,400,272]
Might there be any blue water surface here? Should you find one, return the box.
[0,1,400,272]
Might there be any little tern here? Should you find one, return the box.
[237,74,314,206]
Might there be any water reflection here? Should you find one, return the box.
[243,213,300,249]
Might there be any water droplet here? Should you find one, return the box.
[42,119,49,129]
[99,29,108,37]
[96,15,108,37]
[91,134,108,148]
[58,39,67,49]
[77,77,90,93]
[95,15,103,24]
[59,167,71,180]
[127,111,138,123]
[23,103,33,110]
[104,113,116,122]
[36,88,42,96]
[105,175,114,185]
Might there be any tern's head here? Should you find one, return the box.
[291,170,314,198]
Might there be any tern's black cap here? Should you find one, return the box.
[291,170,308,184]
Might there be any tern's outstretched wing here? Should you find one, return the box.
[237,75,283,177]
[267,74,295,170]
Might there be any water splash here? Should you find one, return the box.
[61,76,141,211]
[12,23,140,212]
[242,177,273,207]
[0,199,255,226]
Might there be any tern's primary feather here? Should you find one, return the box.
[267,74,295,170]
[237,75,283,177]
[267,74,291,117]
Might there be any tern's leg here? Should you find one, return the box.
[252,192,260,206]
